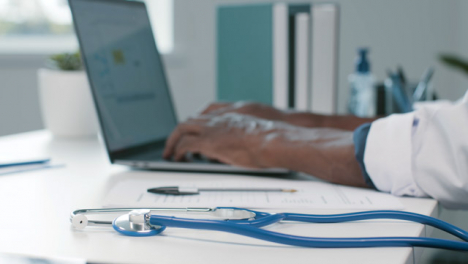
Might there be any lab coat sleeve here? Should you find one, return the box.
[364,91,468,209]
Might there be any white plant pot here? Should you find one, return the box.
[38,68,99,137]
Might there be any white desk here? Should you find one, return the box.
[0,131,439,264]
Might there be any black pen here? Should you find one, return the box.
[147,186,298,195]
[397,66,407,86]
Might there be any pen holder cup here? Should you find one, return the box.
[38,68,99,137]
[376,80,434,116]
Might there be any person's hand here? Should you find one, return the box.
[198,101,338,130]
[199,101,379,131]
[200,101,286,121]
[163,113,289,168]
[163,112,367,188]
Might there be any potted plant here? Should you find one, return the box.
[439,54,468,76]
[38,52,99,137]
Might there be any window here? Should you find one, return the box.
[146,0,173,54]
[0,0,173,54]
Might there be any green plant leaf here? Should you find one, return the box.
[439,54,468,76]
[48,51,82,71]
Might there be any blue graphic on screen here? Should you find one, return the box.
[71,0,177,151]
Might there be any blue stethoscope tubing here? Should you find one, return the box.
[140,208,468,250]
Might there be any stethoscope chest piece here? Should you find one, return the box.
[112,209,165,237]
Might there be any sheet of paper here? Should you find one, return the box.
[103,178,404,210]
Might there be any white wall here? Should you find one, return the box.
[169,0,468,120]
[459,1,468,60]
[0,55,46,136]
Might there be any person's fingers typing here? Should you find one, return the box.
[173,135,202,161]
[163,123,203,159]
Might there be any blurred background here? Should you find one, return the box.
[1,0,468,136]
[1,1,468,262]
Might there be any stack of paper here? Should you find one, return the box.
[103,178,404,210]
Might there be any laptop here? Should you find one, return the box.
[69,0,288,174]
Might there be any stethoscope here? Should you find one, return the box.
[71,207,468,250]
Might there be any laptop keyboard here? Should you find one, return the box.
[130,148,221,164]
[130,148,165,161]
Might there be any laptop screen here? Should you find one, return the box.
[70,0,178,152]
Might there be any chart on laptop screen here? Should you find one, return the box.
[71,0,177,151]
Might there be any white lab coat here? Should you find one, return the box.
[364,90,468,209]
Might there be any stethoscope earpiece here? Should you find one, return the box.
[71,214,89,230]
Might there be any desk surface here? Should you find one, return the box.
[0,131,438,264]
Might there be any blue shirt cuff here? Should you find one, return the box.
[353,123,376,189]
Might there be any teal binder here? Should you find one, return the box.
[217,4,274,105]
